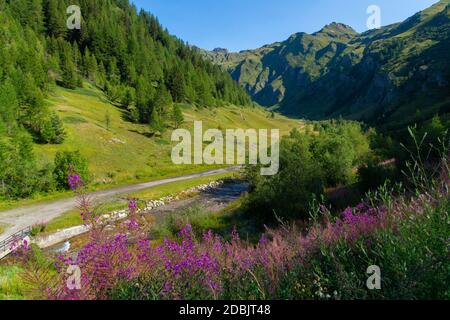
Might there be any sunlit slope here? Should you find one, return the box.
[35,84,302,187]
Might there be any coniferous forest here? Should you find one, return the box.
[0,0,251,198]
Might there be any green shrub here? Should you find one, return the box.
[31,223,46,236]
[53,150,89,189]
[289,197,450,300]
[40,112,66,144]
[0,132,39,198]
[244,133,323,222]
[149,205,220,239]
[245,121,370,222]
[358,162,397,192]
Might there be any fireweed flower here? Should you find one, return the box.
[68,173,82,190]
[23,239,29,250]
[127,219,140,230]
[48,177,439,300]
[259,234,269,246]
[125,198,140,230]
[128,198,138,211]
[356,203,366,211]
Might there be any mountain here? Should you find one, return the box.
[204,1,450,131]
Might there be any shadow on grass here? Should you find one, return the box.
[148,200,265,245]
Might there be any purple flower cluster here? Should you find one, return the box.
[49,199,392,300]
[128,198,138,211]
[68,173,82,190]
[46,174,398,300]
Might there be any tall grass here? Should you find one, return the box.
[12,132,450,300]
[0,266,25,300]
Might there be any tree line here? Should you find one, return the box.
[0,0,251,199]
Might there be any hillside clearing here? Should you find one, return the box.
[1,84,302,211]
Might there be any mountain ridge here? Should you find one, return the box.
[203,0,450,131]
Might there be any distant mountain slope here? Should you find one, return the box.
[204,1,450,131]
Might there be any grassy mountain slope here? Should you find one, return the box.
[204,1,450,131]
[202,22,357,107]
[35,84,302,188]
[0,0,256,201]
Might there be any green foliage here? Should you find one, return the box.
[31,223,46,237]
[40,112,66,144]
[0,131,55,199]
[150,85,173,131]
[245,132,323,221]
[110,183,450,300]
[312,121,370,186]
[403,115,449,161]
[0,266,25,300]
[296,197,449,300]
[245,121,371,221]
[172,104,184,128]
[0,0,252,200]
[0,79,18,136]
[104,110,111,131]
[358,163,397,192]
[149,205,211,240]
[53,150,89,189]
[60,45,79,89]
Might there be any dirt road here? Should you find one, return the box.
[0,167,240,242]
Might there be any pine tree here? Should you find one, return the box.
[20,73,46,127]
[60,46,78,89]
[150,84,172,131]
[53,150,89,190]
[82,47,91,78]
[105,110,111,131]
[0,80,19,135]
[41,112,66,144]
[122,87,136,108]
[136,75,155,123]
[44,0,67,38]
[167,66,186,102]
[172,104,184,129]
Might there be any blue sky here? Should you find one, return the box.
[131,0,439,52]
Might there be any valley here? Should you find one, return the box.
[203,1,450,131]
[0,83,302,211]
[0,0,448,302]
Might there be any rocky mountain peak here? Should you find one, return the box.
[314,22,358,38]
[212,48,229,54]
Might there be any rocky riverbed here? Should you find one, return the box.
[44,179,249,254]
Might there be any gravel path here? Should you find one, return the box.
[45,179,249,254]
[0,167,240,242]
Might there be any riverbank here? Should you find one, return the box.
[0,167,240,243]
